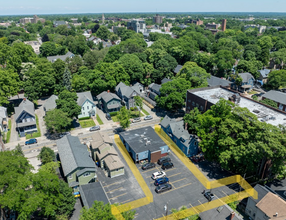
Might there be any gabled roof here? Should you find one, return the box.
[161,78,172,84]
[104,154,124,171]
[76,168,96,177]
[207,75,231,87]
[57,135,96,177]
[259,69,271,78]
[115,82,127,93]
[90,132,113,150]
[119,86,137,98]
[53,20,67,26]
[14,99,35,121]
[79,182,110,209]
[77,91,94,106]
[238,72,254,83]
[43,95,58,111]
[47,51,74,62]
[250,184,271,204]
[200,204,242,220]
[149,83,161,93]
[0,106,7,119]
[174,65,183,74]
[96,91,120,103]
[262,90,286,106]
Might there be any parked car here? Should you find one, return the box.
[132,117,141,123]
[151,171,166,180]
[144,115,153,120]
[157,157,171,165]
[154,177,169,186]
[106,113,111,120]
[155,183,172,193]
[161,162,174,170]
[89,126,100,132]
[141,162,155,170]
[204,191,215,201]
[25,138,37,145]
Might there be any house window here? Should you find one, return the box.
[68,174,72,179]
[192,101,195,106]
[87,106,89,110]
[82,107,84,110]
[83,172,90,177]
[194,141,198,146]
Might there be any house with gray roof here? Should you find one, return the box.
[115,82,138,110]
[231,72,255,92]
[200,204,242,220]
[133,82,144,93]
[53,20,68,27]
[79,182,110,209]
[57,135,97,189]
[262,90,286,111]
[160,115,199,158]
[97,91,121,113]
[14,99,37,137]
[77,91,96,118]
[174,65,183,74]
[47,51,74,63]
[161,78,172,84]
[207,75,231,87]
[0,106,8,133]
[147,83,161,101]
[257,69,271,85]
[43,95,58,114]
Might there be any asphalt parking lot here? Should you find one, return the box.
[134,152,238,219]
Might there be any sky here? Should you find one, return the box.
[0,0,286,15]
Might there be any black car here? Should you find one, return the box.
[155,183,172,193]
[161,162,174,170]
[106,113,111,120]
[141,163,155,170]
[157,157,171,165]
[204,191,215,201]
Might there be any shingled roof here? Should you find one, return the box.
[96,91,120,103]
[262,90,286,106]
[77,91,94,106]
[14,99,35,121]
[57,135,96,177]
[43,95,58,111]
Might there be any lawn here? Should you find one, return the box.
[79,119,96,128]
[142,109,150,116]
[248,90,258,95]
[111,110,143,122]
[25,115,41,139]
[112,116,118,122]
[4,119,12,143]
[96,114,103,125]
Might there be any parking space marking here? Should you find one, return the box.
[198,200,205,208]
[189,203,199,214]
[171,178,187,184]
[120,199,131,204]
[105,187,123,194]
[170,182,176,189]
[142,167,157,173]
[164,168,177,172]
[174,182,192,190]
[104,182,121,188]
[157,188,174,195]
[109,193,127,200]
[168,173,181,178]
[222,190,229,197]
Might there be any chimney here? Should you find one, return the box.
[230,212,235,220]
[107,90,110,93]
[23,98,26,102]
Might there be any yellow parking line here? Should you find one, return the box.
[165,168,177,172]
[110,193,127,200]
[175,182,192,190]
[171,178,187,184]
[168,173,181,178]
[170,182,176,190]
[198,200,205,208]
[106,187,123,194]
[120,199,131,204]
[222,190,228,197]
[189,203,199,214]
[142,167,157,173]
[157,188,174,195]
[104,182,120,188]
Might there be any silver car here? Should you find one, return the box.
[132,118,141,123]
[144,115,153,120]
[89,126,100,132]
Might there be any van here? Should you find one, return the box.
[157,157,171,165]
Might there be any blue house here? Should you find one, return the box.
[119,126,169,163]
[231,73,255,92]
[160,116,199,158]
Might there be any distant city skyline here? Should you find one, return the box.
[0,0,286,15]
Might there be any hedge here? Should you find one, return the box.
[109,112,118,116]
[78,116,91,120]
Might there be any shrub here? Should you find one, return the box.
[130,107,134,111]
[109,112,118,116]
[78,116,90,120]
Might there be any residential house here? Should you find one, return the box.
[246,184,286,220]
[90,132,124,178]
[115,82,138,110]
[267,179,286,201]
[53,20,68,27]
[0,107,8,133]
[147,83,161,101]
[102,40,113,48]
[88,36,102,45]
[119,126,169,163]
[24,41,41,54]
[132,82,144,93]
[43,95,58,114]
[231,73,255,92]
[257,69,271,85]
[77,91,96,118]
[79,182,110,209]
[57,135,97,190]
[83,30,91,38]
[161,78,172,84]
[160,116,199,158]
[207,75,231,87]
[47,51,75,63]
[262,90,286,111]
[174,65,183,75]
[96,91,121,113]
[14,99,37,137]
[200,204,242,220]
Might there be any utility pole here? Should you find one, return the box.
[164,203,168,219]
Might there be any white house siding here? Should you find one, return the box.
[78,100,96,118]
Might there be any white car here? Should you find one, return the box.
[151,171,166,180]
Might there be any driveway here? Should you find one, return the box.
[9,115,20,143]
[36,99,48,138]
[95,102,110,125]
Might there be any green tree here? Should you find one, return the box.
[117,106,131,129]
[183,108,201,134]
[171,206,199,220]
[118,54,144,82]
[267,70,286,89]
[213,50,235,76]
[79,201,116,220]
[96,26,111,39]
[259,98,278,109]
[63,68,72,91]
[83,48,109,69]
[72,74,89,92]
[38,146,56,165]
[134,96,143,116]
[15,143,24,156]
[40,41,58,57]
[56,180,76,217]
[45,109,72,133]
[56,90,81,118]
[52,59,66,84]
[67,55,83,74]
